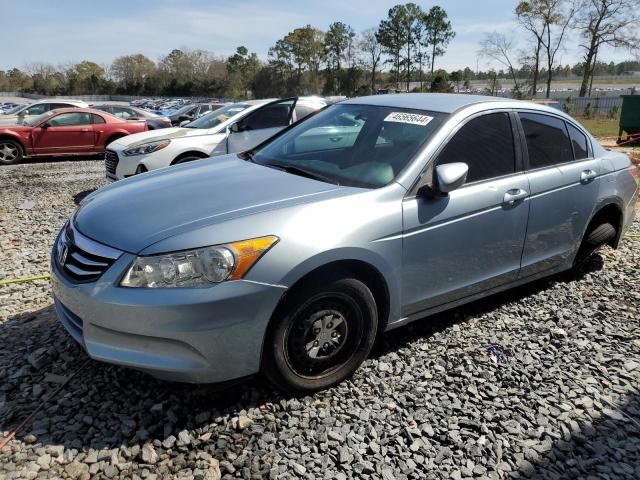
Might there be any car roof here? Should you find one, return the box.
[45,107,116,116]
[30,99,88,106]
[343,93,514,114]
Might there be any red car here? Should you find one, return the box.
[0,108,148,165]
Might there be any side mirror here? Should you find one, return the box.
[40,122,50,128]
[229,122,241,133]
[178,120,190,127]
[435,162,468,194]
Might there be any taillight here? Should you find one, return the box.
[631,165,638,185]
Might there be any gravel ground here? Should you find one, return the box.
[1,159,639,480]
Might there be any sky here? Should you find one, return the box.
[1,0,635,72]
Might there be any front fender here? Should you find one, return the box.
[275,246,403,328]
[0,131,28,154]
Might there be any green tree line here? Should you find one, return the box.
[0,1,638,99]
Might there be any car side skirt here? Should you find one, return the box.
[386,261,572,331]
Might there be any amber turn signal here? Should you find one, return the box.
[227,236,279,280]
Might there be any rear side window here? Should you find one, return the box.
[91,114,105,124]
[567,123,589,160]
[519,113,573,169]
[437,112,516,183]
[48,112,92,126]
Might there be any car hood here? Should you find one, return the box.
[111,127,213,148]
[74,155,349,253]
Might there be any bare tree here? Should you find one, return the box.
[515,0,576,99]
[479,32,523,98]
[515,1,548,96]
[574,0,640,97]
[358,28,383,94]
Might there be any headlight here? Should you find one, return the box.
[123,139,171,156]
[120,236,278,288]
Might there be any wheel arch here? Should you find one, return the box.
[0,134,26,155]
[263,258,393,353]
[584,199,624,248]
[170,150,210,165]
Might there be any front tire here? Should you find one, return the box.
[0,139,23,165]
[263,277,378,394]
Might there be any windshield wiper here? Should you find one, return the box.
[263,161,340,185]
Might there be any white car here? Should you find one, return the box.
[0,99,88,125]
[105,97,327,180]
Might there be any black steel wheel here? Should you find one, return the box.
[263,277,378,393]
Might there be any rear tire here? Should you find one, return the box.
[262,277,378,394]
[0,139,23,165]
[574,222,616,266]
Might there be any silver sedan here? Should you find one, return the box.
[51,94,638,393]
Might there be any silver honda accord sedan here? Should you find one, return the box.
[51,94,638,393]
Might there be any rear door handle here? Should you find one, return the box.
[503,188,528,205]
[580,169,597,183]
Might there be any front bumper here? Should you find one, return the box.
[106,148,150,180]
[51,248,286,383]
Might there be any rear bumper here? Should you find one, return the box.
[51,252,286,383]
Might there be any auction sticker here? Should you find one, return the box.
[384,112,433,126]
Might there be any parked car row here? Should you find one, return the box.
[47,93,636,394]
[0,96,331,165]
[0,108,148,164]
[0,102,22,112]
[129,97,225,116]
[106,96,327,179]
[0,99,89,125]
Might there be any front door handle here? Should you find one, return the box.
[580,169,597,183]
[81,128,90,132]
[503,188,528,205]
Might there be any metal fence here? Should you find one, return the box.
[556,96,623,117]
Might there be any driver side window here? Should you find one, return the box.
[240,101,294,131]
[437,112,516,184]
[48,112,92,127]
[112,107,134,119]
[26,104,48,116]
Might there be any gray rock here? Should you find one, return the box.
[141,444,158,464]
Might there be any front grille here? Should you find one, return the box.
[105,150,119,177]
[56,222,122,283]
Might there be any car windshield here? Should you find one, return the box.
[24,111,56,126]
[249,103,447,188]
[184,103,251,129]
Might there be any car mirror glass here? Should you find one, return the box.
[435,162,469,194]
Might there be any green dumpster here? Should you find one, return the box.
[618,95,640,144]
